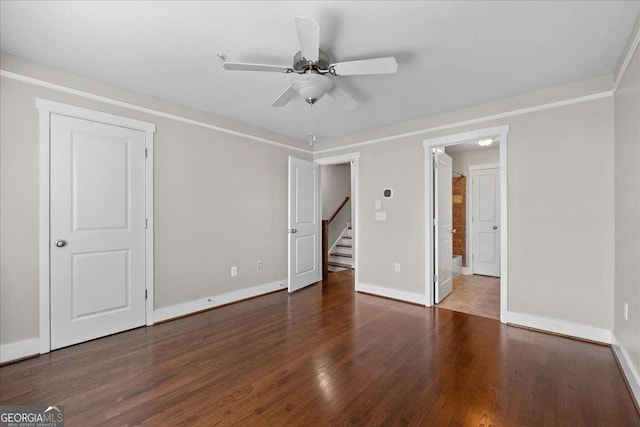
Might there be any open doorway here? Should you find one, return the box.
[315,153,360,287]
[320,163,354,273]
[424,126,508,322]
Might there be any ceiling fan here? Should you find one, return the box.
[221,17,398,110]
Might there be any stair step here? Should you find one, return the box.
[331,252,353,258]
[328,261,354,269]
[337,244,352,248]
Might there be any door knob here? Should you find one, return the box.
[54,239,66,247]
[288,229,297,234]
[493,225,498,230]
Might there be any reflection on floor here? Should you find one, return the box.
[437,274,500,320]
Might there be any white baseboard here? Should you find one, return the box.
[612,332,640,408]
[356,283,425,306]
[461,267,472,275]
[506,311,612,344]
[154,279,287,323]
[0,338,40,364]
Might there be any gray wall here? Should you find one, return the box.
[316,77,615,330]
[321,164,351,245]
[0,54,310,346]
[614,35,640,375]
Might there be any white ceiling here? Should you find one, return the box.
[2,1,639,145]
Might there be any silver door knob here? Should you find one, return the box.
[288,229,297,234]
[54,239,66,247]
[493,225,498,230]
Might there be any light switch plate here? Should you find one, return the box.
[375,200,381,210]
[375,212,387,221]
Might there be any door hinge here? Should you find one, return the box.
[145,289,148,300]
[145,218,148,229]
[433,159,438,170]
[433,274,438,283]
[145,148,148,158]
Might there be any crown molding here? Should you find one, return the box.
[314,90,612,155]
[2,66,617,158]
[0,69,312,154]
[613,17,640,94]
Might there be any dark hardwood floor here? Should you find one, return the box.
[1,270,638,426]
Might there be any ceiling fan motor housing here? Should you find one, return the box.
[293,49,331,72]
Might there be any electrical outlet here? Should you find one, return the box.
[231,266,237,277]
[624,302,629,322]
[257,260,263,269]
[394,262,400,272]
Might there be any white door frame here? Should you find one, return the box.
[36,99,156,354]
[423,125,508,323]
[468,163,501,276]
[314,152,360,288]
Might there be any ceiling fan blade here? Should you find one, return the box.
[327,85,358,110]
[295,17,320,62]
[271,86,297,107]
[330,57,398,76]
[223,62,292,73]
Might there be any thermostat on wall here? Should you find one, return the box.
[383,188,393,198]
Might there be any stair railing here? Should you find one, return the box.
[322,196,350,278]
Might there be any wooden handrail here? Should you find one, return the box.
[328,196,350,224]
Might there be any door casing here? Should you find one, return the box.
[423,125,508,323]
[314,152,360,289]
[37,99,156,354]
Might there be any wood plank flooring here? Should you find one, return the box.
[437,274,500,320]
[1,270,638,426]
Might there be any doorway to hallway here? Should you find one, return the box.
[424,125,508,322]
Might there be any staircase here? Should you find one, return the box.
[322,196,354,277]
[328,227,354,272]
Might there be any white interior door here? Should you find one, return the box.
[472,167,501,277]
[434,150,453,303]
[288,156,321,292]
[50,114,147,350]
[288,157,322,292]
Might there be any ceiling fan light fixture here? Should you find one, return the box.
[290,73,333,105]
[478,138,494,146]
